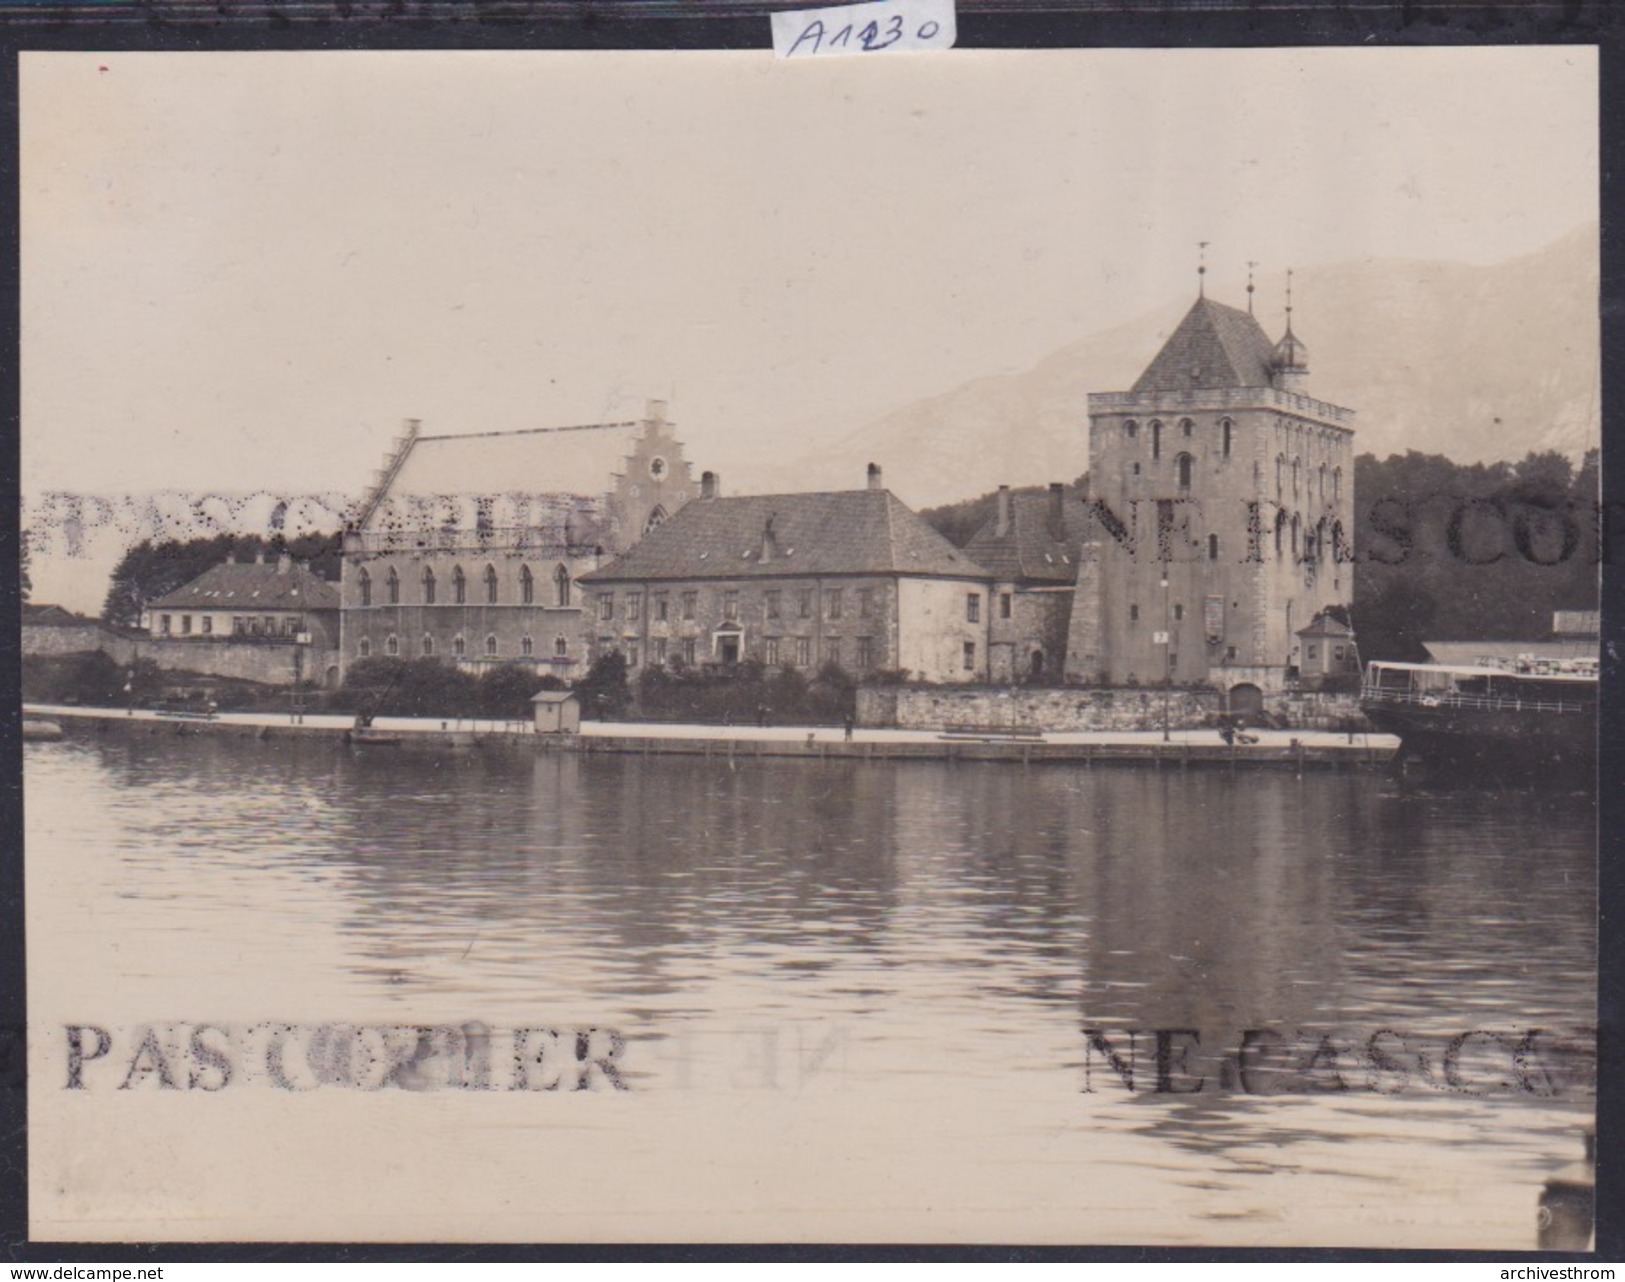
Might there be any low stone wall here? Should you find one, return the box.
[22,624,138,660]
[858,685,1369,733]
[139,638,342,688]
[23,627,340,688]
[1261,690,1364,730]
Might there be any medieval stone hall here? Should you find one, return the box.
[340,400,696,677]
[1064,288,1357,704]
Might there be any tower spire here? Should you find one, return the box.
[1246,261,1257,314]
[1197,241,1209,298]
[1285,267,1294,331]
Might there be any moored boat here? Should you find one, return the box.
[1360,655,1596,777]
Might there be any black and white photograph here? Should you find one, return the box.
[16,41,1602,1248]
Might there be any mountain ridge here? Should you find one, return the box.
[735,224,1599,508]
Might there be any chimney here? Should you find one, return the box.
[646,398,668,430]
[867,463,883,491]
[995,485,1012,537]
[277,554,291,575]
[701,471,719,500]
[761,514,778,564]
[1048,483,1065,539]
[254,549,265,566]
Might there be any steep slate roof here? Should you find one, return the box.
[22,603,89,627]
[385,424,641,507]
[581,489,990,583]
[150,562,341,612]
[1131,297,1281,394]
[963,493,1084,585]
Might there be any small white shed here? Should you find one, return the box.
[531,689,582,735]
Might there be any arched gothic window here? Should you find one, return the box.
[484,565,498,604]
[386,633,399,656]
[1179,417,1194,438]
[522,636,534,657]
[1221,418,1233,459]
[423,567,436,604]
[1176,453,1194,490]
[485,634,498,657]
[386,567,399,605]
[358,568,372,607]
[1124,420,1139,439]
[643,506,668,535]
[554,564,571,608]
[520,565,534,605]
[358,637,371,658]
[422,634,435,656]
[555,635,568,658]
[452,566,466,605]
[1151,421,1163,460]
[453,634,466,657]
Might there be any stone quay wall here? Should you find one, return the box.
[857,684,1367,734]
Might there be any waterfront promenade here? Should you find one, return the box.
[24,703,1399,768]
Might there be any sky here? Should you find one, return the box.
[19,45,1598,609]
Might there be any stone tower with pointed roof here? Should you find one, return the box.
[1064,293,1356,700]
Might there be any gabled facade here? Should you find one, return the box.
[1066,294,1356,697]
[339,399,697,675]
[962,483,1083,682]
[577,466,997,683]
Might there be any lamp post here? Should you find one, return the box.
[1159,575,1171,743]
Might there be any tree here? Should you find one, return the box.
[477,664,547,720]
[1352,449,1598,661]
[575,650,632,720]
[101,532,342,628]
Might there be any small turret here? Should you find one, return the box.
[1271,268,1310,392]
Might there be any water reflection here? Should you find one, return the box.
[32,736,1594,1035]
[24,735,1596,1244]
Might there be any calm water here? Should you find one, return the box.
[24,735,1597,1246]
